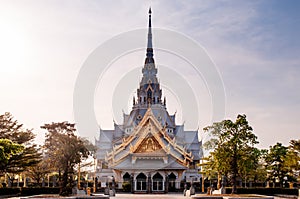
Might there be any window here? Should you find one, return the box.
[136,173,147,191]
[123,172,131,182]
[152,173,163,191]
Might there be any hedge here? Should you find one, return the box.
[225,187,299,196]
[0,188,20,196]
[20,187,60,196]
[0,187,60,196]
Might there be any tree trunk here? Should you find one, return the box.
[59,168,69,196]
[231,146,238,194]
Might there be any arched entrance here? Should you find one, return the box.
[135,173,147,191]
[168,172,177,192]
[152,172,164,192]
[123,172,130,182]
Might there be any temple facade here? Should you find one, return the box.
[95,9,202,193]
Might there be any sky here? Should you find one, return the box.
[0,0,299,149]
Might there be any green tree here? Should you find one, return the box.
[265,142,289,187]
[198,154,218,181]
[252,149,268,185]
[286,139,300,182]
[203,114,259,193]
[0,112,41,183]
[41,122,90,196]
[0,139,24,169]
[238,147,261,187]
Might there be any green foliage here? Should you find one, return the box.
[0,112,41,176]
[122,181,131,192]
[203,114,259,193]
[265,142,293,187]
[224,187,299,196]
[0,138,24,165]
[198,154,220,184]
[285,139,300,182]
[41,121,90,196]
[251,149,268,183]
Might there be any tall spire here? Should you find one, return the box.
[147,7,152,49]
[145,7,154,63]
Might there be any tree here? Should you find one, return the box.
[203,114,259,193]
[0,112,41,183]
[41,122,90,196]
[285,139,300,182]
[252,149,268,185]
[265,142,289,187]
[198,153,221,190]
[26,157,52,186]
[238,147,261,187]
[0,139,24,169]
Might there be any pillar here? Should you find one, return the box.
[130,173,134,193]
[165,174,169,193]
[23,175,27,187]
[266,181,269,188]
[147,173,151,193]
[202,176,205,193]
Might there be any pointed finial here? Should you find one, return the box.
[146,7,153,60]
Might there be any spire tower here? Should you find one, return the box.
[145,7,154,64]
[136,8,162,107]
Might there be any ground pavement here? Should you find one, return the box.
[113,193,187,199]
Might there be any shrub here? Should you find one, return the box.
[122,182,131,192]
[20,187,60,196]
[225,187,299,196]
[0,188,20,196]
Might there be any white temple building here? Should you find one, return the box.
[95,8,202,193]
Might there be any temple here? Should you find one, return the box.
[95,8,202,193]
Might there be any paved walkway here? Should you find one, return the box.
[6,193,188,199]
[7,193,296,199]
[114,193,187,199]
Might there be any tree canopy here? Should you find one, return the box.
[0,112,41,176]
[286,139,300,182]
[41,122,91,195]
[203,114,259,193]
[0,138,24,167]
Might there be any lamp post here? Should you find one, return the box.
[93,155,97,193]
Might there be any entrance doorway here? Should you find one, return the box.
[168,172,177,191]
[152,172,163,191]
[136,173,147,191]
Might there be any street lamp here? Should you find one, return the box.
[93,155,97,193]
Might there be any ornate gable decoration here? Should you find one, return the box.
[136,136,161,153]
[105,108,194,168]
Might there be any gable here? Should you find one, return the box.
[135,136,162,153]
[106,108,194,168]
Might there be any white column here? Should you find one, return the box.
[23,175,27,187]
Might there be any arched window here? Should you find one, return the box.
[136,173,147,191]
[147,89,152,103]
[123,172,131,182]
[168,172,177,191]
[152,172,163,191]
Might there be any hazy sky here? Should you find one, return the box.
[0,0,299,149]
